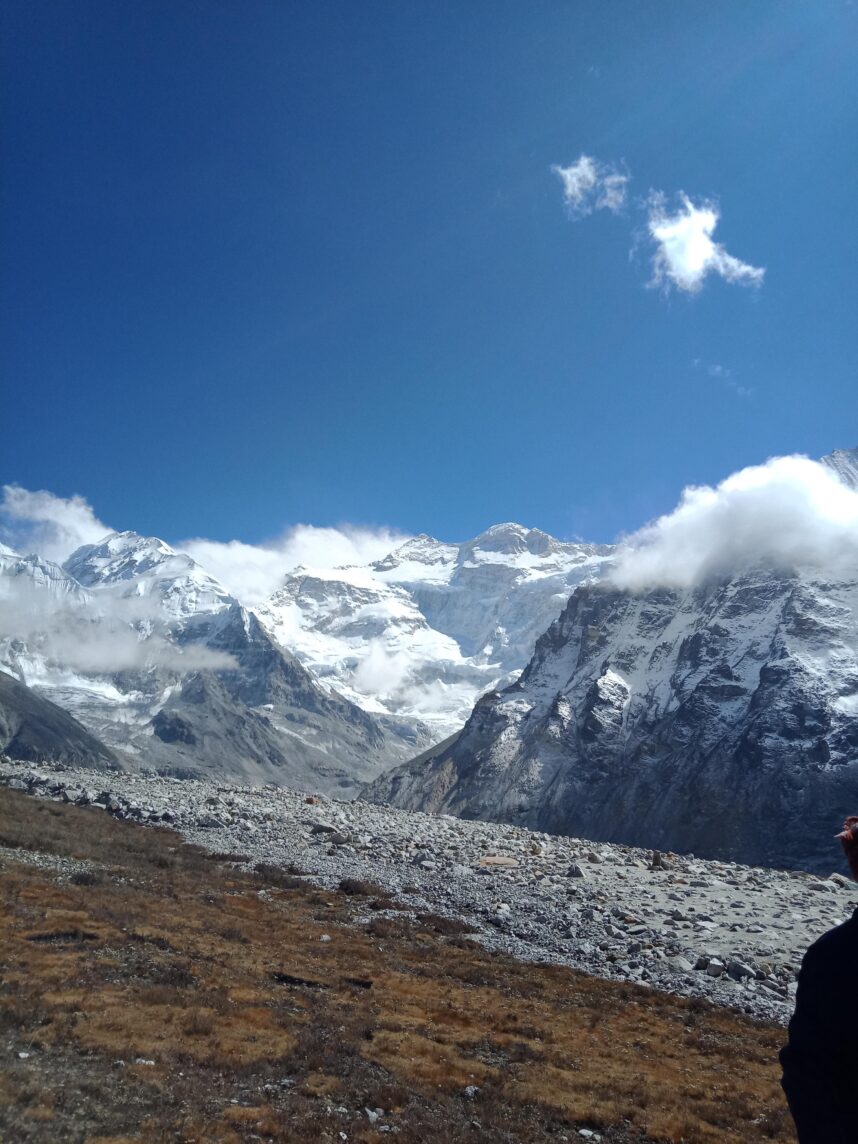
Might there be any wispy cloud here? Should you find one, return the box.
[691,359,754,398]
[705,362,731,379]
[1,485,111,562]
[551,155,629,217]
[647,193,765,294]
[1,485,409,607]
[180,525,409,605]
[728,380,754,399]
[0,575,235,674]
[552,158,765,296]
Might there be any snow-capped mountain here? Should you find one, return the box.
[368,453,858,872]
[367,567,858,871]
[254,524,612,740]
[0,532,426,793]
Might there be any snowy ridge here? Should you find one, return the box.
[0,531,427,793]
[822,446,858,490]
[255,524,612,740]
[368,563,858,872]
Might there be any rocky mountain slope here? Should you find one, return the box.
[0,671,118,765]
[255,524,612,741]
[369,451,858,873]
[822,445,858,489]
[0,533,425,793]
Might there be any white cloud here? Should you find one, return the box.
[178,524,409,605]
[352,639,413,699]
[1,485,111,563]
[552,155,628,216]
[0,485,408,606]
[597,172,629,213]
[728,380,754,399]
[647,193,765,294]
[611,455,858,591]
[692,360,754,398]
[0,577,234,674]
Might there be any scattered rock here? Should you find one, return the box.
[3,759,853,1027]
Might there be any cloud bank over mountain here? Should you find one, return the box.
[0,573,235,674]
[611,455,858,590]
[1,485,112,563]
[179,525,410,605]
[0,485,408,608]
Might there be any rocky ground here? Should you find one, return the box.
[2,756,854,1026]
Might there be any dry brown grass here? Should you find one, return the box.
[0,787,796,1143]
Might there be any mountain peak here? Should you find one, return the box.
[65,531,195,585]
[373,533,455,571]
[470,523,530,551]
[821,446,858,490]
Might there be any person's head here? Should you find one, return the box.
[837,817,858,881]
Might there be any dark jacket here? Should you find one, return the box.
[780,907,858,1142]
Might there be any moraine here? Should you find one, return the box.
[4,755,856,1027]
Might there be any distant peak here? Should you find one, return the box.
[821,447,858,491]
[63,530,210,588]
[463,524,527,556]
[474,522,528,539]
[372,533,453,571]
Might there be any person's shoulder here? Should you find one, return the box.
[803,910,858,966]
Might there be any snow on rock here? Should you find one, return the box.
[822,446,858,491]
[0,532,428,794]
[367,566,858,873]
[254,525,613,741]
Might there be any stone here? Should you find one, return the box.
[478,855,519,869]
[197,815,225,829]
[665,955,694,972]
[567,862,587,879]
[726,959,757,981]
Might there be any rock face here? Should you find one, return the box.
[822,446,858,490]
[0,671,117,765]
[366,569,858,872]
[255,524,612,741]
[0,533,425,793]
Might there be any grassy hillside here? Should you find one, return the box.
[0,787,794,1143]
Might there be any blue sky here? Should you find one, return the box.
[2,0,856,547]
